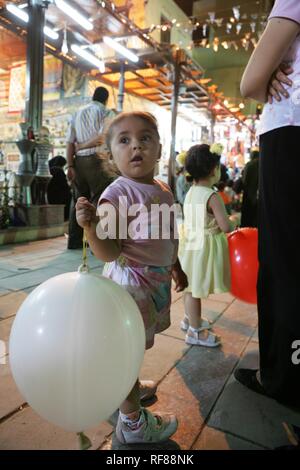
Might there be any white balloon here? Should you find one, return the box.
[9,271,145,432]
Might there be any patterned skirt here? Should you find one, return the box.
[103,256,172,349]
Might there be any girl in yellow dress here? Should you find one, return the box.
[179,143,239,347]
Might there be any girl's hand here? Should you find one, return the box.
[172,266,188,292]
[267,63,293,104]
[76,197,97,229]
[229,213,241,229]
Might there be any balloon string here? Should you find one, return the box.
[82,230,88,269]
[77,431,92,450]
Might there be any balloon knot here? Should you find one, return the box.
[77,432,92,450]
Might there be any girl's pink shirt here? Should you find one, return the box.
[99,176,178,267]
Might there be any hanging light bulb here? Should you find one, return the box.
[236,23,242,34]
[232,6,240,21]
[226,23,232,34]
[61,24,68,54]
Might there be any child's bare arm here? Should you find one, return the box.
[208,193,238,233]
[76,197,121,262]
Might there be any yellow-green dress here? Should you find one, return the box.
[179,185,231,298]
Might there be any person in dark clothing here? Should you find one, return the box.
[66,86,114,249]
[220,163,229,183]
[47,156,71,221]
[234,0,300,407]
[240,149,259,227]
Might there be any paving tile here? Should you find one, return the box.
[0,316,14,347]
[201,299,228,323]
[0,267,64,291]
[0,362,26,420]
[0,269,16,280]
[208,292,235,303]
[140,334,189,383]
[222,298,258,320]
[0,287,13,297]
[207,341,300,449]
[0,407,113,450]
[202,298,229,314]
[0,289,34,320]
[192,426,265,450]
[148,374,206,450]
[216,299,258,338]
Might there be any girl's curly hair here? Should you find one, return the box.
[185,144,221,182]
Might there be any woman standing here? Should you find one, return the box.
[234,0,300,407]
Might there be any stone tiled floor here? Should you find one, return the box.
[0,237,299,450]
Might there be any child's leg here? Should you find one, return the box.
[119,380,140,418]
[182,293,212,331]
[184,292,202,328]
[184,293,221,347]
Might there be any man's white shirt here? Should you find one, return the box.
[66,100,107,156]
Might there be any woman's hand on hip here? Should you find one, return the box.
[267,63,293,104]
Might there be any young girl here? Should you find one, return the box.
[179,144,239,348]
[76,111,187,445]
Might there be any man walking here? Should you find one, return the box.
[66,86,115,249]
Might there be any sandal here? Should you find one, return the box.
[180,316,212,332]
[185,327,221,348]
[234,368,268,397]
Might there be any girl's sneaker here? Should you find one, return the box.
[116,408,178,444]
[180,316,212,332]
[185,326,221,348]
